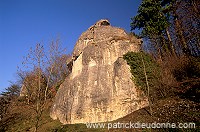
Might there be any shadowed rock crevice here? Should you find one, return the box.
[50,19,148,124]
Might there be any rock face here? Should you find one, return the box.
[50,19,149,124]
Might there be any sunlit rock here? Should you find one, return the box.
[50,19,148,124]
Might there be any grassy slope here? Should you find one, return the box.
[55,96,200,132]
[0,97,199,132]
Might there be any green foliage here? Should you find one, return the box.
[131,0,169,38]
[132,0,200,56]
[1,84,21,99]
[123,52,161,96]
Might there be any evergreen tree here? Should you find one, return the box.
[132,0,200,56]
[1,84,20,99]
[131,0,175,56]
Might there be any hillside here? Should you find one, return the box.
[1,95,199,131]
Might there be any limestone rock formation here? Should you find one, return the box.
[50,19,149,124]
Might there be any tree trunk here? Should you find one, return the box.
[160,34,170,55]
[44,66,53,101]
[141,53,152,116]
[165,27,176,56]
[173,10,190,55]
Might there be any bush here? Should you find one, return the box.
[172,56,200,81]
[158,55,200,102]
[123,51,162,102]
[123,51,200,103]
[171,56,200,102]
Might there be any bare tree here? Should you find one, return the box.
[18,39,68,132]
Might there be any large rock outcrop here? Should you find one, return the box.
[50,19,149,124]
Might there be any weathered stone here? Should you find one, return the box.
[50,19,148,124]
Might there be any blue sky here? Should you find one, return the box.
[0,0,141,92]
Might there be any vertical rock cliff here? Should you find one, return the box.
[50,19,149,124]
